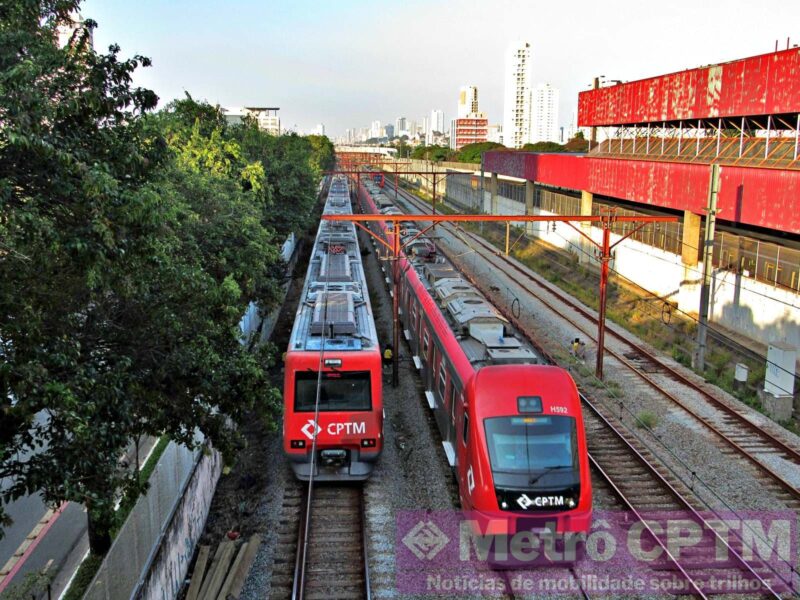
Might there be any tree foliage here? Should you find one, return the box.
[0,1,324,555]
[410,144,452,161]
[454,142,504,164]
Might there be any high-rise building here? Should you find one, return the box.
[56,10,93,49]
[384,124,395,139]
[503,40,533,149]
[312,123,325,136]
[395,117,407,135]
[531,83,559,144]
[427,109,445,144]
[222,107,281,135]
[345,128,354,143]
[408,119,418,137]
[487,124,503,144]
[420,116,429,135]
[370,120,382,139]
[457,86,479,118]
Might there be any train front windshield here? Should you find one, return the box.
[294,371,372,412]
[484,416,577,475]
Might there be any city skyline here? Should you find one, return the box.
[82,0,800,137]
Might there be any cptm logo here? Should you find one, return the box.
[301,419,322,440]
[402,520,449,560]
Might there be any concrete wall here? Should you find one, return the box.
[135,449,221,600]
[84,441,220,600]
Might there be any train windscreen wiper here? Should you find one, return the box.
[528,465,571,486]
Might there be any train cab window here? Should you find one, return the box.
[438,366,447,400]
[462,413,469,445]
[483,416,577,473]
[295,371,371,412]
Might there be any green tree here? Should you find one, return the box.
[455,141,504,163]
[0,4,286,555]
[410,144,452,161]
[521,141,566,152]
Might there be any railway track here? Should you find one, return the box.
[269,483,370,600]
[388,181,800,506]
[382,181,797,598]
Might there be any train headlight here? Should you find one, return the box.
[361,438,377,448]
[501,501,508,509]
[290,440,306,449]
[568,498,576,508]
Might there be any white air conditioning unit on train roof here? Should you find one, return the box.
[310,291,357,336]
[434,279,480,304]
[424,263,459,285]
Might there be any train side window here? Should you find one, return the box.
[422,329,429,359]
[438,366,447,400]
[462,413,469,445]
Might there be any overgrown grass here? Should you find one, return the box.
[61,436,170,600]
[637,411,659,430]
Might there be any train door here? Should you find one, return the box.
[455,398,473,509]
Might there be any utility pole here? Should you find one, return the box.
[391,222,401,388]
[696,163,721,372]
[590,76,600,148]
[595,216,613,379]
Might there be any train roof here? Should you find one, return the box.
[288,176,379,353]
[363,181,539,368]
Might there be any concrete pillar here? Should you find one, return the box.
[677,209,704,317]
[579,190,593,264]
[525,181,535,236]
[490,173,499,214]
[681,210,702,266]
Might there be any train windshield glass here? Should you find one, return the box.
[294,371,371,412]
[484,416,577,473]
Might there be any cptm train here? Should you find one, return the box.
[282,175,383,481]
[360,178,592,536]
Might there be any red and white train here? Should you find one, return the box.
[359,178,592,537]
[282,176,383,481]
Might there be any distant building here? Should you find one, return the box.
[408,119,418,137]
[503,40,533,148]
[222,107,281,135]
[450,114,488,150]
[487,124,503,144]
[457,86,479,118]
[426,109,445,144]
[56,10,93,49]
[384,124,395,139]
[345,128,354,143]
[420,116,429,135]
[370,120,382,139]
[531,83,559,143]
[313,123,325,136]
[395,117,407,135]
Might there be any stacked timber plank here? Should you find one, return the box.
[186,534,261,600]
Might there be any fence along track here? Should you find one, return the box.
[385,181,793,598]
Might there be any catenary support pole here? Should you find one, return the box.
[595,218,612,380]
[392,219,400,388]
[696,163,721,372]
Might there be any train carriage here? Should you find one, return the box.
[283,176,383,481]
[358,178,592,536]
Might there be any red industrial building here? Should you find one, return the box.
[479,47,800,353]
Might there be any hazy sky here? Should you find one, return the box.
[82,0,800,137]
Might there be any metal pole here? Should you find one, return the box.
[739,117,745,158]
[590,77,599,147]
[794,114,799,161]
[646,123,650,155]
[696,163,721,372]
[716,118,722,157]
[505,221,510,255]
[764,115,772,159]
[595,218,612,380]
[392,220,400,388]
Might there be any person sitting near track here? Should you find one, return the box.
[382,344,394,370]
[570,338,580,357]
